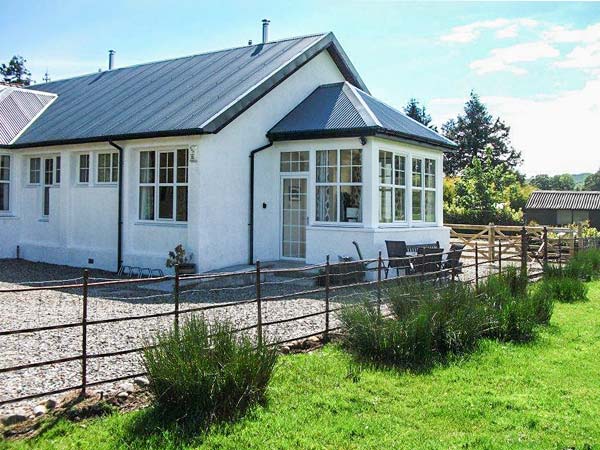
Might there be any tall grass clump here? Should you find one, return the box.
[539,268,588,303]
[561,248,600,281]
[340,281,486,369]
[479,267,553,342]
[143,316,278,425]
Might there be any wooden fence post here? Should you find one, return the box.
[520,226,528,275]
[377,251,382,315]
[488,222,495,263]
[173,265,180,333]
[558,236,562,270]
[256,260,263,347]
[475,242,479,292]
[81,269,89,397]
[324,255,330,342]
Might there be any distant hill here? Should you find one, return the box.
[573,173,592,188]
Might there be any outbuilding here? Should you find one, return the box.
[524,190,600,228]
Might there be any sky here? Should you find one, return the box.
[1,0,599,176]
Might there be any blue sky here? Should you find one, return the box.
[2,1,599,175]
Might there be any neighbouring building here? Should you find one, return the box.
[0,26,456,273]
[524,190,600,228]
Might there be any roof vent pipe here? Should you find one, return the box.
[108,50,115,70]
[262,19,270,44]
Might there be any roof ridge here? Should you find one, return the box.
[31,32,329,88]
[533,190,600,194]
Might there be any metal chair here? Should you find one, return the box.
[443,243,465,278]
[416,247,444,277]
[384,240,413,278]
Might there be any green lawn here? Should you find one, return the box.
[3,282,600,450]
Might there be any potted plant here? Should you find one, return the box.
[166,244,195,275]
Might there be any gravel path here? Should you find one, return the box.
[0,260,375,417]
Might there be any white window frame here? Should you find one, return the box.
[42,157,54,217]
[29,157,41,185]
[410,156,437,224]
[424,158,436,223]
[0,154,10,214]
[314,148,363,225]
[138,148,188,223]
[96,152,119,184]
[77,154,90,184]
[378,149,408,225]
[55,155,61,184]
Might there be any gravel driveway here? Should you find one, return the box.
[0,259,376,417]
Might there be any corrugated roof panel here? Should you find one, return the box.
[14,33,357,146]
[525,191,600,210]
[0,86,56,144]
[269,83,368,134]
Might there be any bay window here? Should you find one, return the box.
[0,155,9,212]
[139,149,188,222]
[379,151,406,223]
[97,152,119,183]
[315,149,362,223]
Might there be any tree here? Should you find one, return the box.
[530,174,576,191]
[529,174,553,190]
[404,98,436,130]
[0,55,32,86]
[583,169,600,191]
[442,91,521,176]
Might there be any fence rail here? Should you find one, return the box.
[1,235,599,409]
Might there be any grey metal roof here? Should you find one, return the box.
[268,82,456,149]
[0,86,56,145]
[7,32,368,148]
[525,190,600,210]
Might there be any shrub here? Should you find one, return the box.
[143,316,278,424]
[480,267,552,342]
[538,275,588,303]
[563,249,600,281]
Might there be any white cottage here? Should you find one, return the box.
[0,29,455,273]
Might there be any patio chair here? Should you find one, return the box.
[384,240,414,278]
[415,247,444,278]
[442,243,465,279]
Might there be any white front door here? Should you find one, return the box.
[281,176,307,259]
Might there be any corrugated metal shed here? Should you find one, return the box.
[8,32,368,148]
[0,86,56,145]
[268,82,455,149]
[525,191,600,210]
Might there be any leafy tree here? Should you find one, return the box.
[0,55,32,86]
[529,174,553,190]
[529,174,576,191]
[404,98,436,130]
[442,91,521,176]
[583,169,600,191]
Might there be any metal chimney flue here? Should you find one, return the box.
[262,19,270,44]
[108,50,116,70]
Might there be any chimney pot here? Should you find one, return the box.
[262,19,270,44]
[108,49,116,70]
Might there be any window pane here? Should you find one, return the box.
[159,152,174,184]
[158,186,174,219]
[44,159,53,185]
[316,150,337,183]
[425,158,436,188]
[55,156,61,184]
[43,187,50,216]
[79,155,89,183]
[112,153,119,182]
[30,158,40,184]
[177,149,188,183]
[379,151,393,184]
[340,149,361,183]
[139,186,155,220]
[412,159,422,187]
[412,190,422,221]
[316,185,337,222]
[340,185,361,222]
[395,155,405,186]
[0,183,9,211]
[379,187,392,223]
[176,186,188,221]
[98,154,110,182]
[425,190,436,222]
[395,188,406,221]
[140,151,155,183]
[0,155,10,181]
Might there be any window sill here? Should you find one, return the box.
[38,218,49,223]
[0,214,18,220]
[134,221,188,228]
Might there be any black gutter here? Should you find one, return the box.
[108,141,124,272]
[249,142,273,265]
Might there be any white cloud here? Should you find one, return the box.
[429,76,600,175]
[542,23,600,43]
[441,18,538,43]
[556,41,600,69]
[469,42,560,75]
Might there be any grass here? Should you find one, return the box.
[3,282,600,449]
